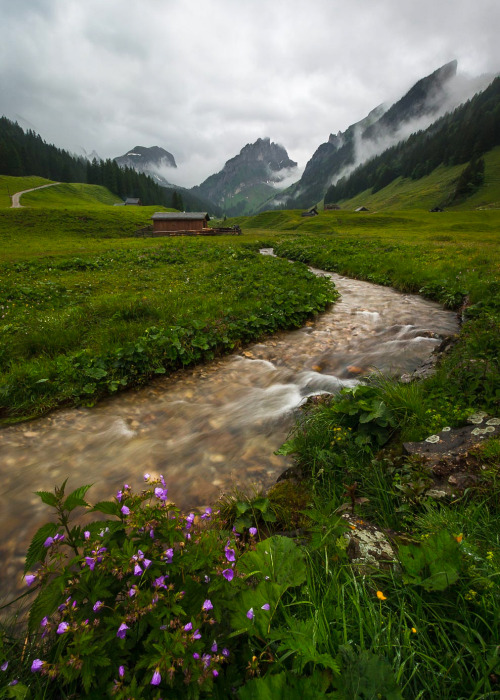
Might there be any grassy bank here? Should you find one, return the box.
[0,200,499,697]
[0,207,335,423]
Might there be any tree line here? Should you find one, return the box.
[0,117,186,209]
[325,77,500,204]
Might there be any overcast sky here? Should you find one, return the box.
[0,0,498,187]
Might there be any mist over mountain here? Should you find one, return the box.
[191,137,297,216]
[263,60,495,211]
[114,146,177,186]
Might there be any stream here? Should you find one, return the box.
[0,254,459,604]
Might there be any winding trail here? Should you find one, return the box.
[10,182,60,208]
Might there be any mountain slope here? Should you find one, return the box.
[114,145,177,186]
[191,137,297,216]
[325,76,500,207]
[264,60,468,210]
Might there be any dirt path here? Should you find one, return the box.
[10,182,60,208]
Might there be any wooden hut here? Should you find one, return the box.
[151,212,210,236]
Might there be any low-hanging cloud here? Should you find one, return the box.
[0,0,499,188]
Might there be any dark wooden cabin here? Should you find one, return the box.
[151,212,210,235]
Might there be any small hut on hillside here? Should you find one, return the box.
[301,206,319,217]
[151,212,210,236]
[355,206,369,212]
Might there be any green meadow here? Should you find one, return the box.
[0,178,499,698]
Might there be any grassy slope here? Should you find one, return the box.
[20,182,122,208]
[0,175,55,208]
[334,146,500,212]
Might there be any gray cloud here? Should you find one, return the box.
[1,0,498,187]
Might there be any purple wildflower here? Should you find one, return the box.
[213,669,219,677]
[151,669,161,686]
[201,507,212,520]
[154,487,168,501]
[164,548,173,563]
[185,512,195,529]
[184,622,193,631]
[84,530,90,540]
[31,659,44,672]
[120,505,130,516]
[116,623,129,639]
[116,490,123,502]
[261,603,270,611]
[211,642,218,652]
[192,629,201,640]
[150,528,155,539]
[128,586,137,598]
[224,544,236,562]
[43,536,54,547]
[25,574,36,587]
[249,527,257,536]
[134,563,142,576]
[144,473,151,481]
[84,557,96,571]
[154,575,167,589]
[57,622,69,635]
[222,568,234,582]
[246,608,254,620]
[193,652,200,660]
[222,648,230,658]
[118,665,125,678]
[202,599,213,612]
[1,661,8,671]
[202,654,211,669]
[93,601,103,612]
[9,680,18,686]
[143,558,151,569]
[40,616,48,627]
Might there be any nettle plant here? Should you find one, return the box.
[5,478,278,698]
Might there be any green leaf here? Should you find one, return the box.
[398,530,461,592]
[28,578,63,633]
[238,671,332,700]
[89,500,121,517]
[238,536,306,589]
[85,367,108,380]
[34,490,58,507]
[63,484,93,512]
[25,522,58,573]
[236,501,251,515]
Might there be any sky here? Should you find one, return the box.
[0,0,499,188]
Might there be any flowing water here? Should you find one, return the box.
[0,255,459,604]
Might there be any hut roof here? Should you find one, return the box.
[124,198,142,205]
[151,212,210,221]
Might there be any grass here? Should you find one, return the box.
[332,146,500,212]
[0,177,499,697]
[0,175,55,208]
[19,182,123,208]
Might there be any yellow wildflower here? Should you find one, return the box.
[376,591,387,601]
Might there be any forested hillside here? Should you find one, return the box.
[325,77,500,205]
[0,117,215,211]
